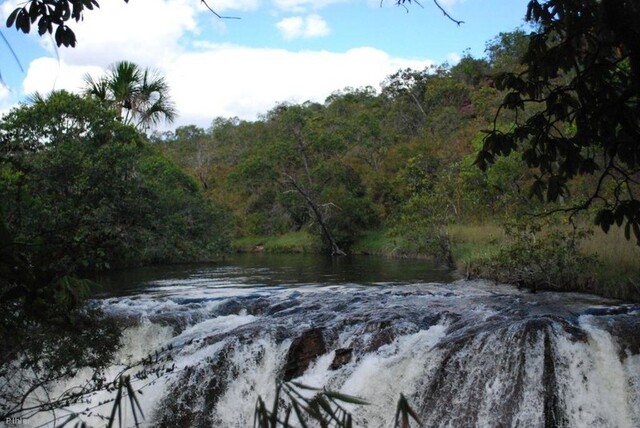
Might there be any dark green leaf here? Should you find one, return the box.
[29,1,41,23]
[633,222,640,245]
[625,221,631,240]
[323,390,369,405]
[289,399,310,428]
[6,8,20,27]
[595,209,614,234]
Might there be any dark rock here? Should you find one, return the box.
[154,341,238,427]
[214,298,245,316]
[265,299,301,316]
[364,320,391,333]
[283,328,326,381]
[543,332,567,428]
[420,313,443,328]
[153,366,198,428]
[329,348,353,370]
[367,328,395,352]
[607,316,640,359]
[203,343,236,412]
[583,305,635,317]
[364,321,397,352]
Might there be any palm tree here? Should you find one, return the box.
[83,61,177,131]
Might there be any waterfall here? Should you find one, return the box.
[28,277,640,427]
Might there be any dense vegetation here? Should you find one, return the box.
[147,29,638,299]
[0,90,229,420]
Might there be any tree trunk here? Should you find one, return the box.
[283,174,346,256]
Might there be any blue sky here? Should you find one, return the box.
[0,0,530,129]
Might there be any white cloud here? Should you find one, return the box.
[21,45,433,128]
[0,83,14,117]
[446,52,462,64]
[160,44,433,127]
[0,83,8,101]
[276,16,305,39]
[0,0,19,20]
[276,14,331,39]
[49,0,199,68]
[22,57,104,95]
[304,14,331,38]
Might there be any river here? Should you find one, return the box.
[29,254,640,427]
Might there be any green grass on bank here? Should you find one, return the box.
[580,227,640,299]
[351,230,398,255]
[351,230,440,259]
[231,231,321,254]
[449,222,640,301]
[581,227,640,274]
[448,224,505,274]
[233,229,430,258]
[232,224,640,301]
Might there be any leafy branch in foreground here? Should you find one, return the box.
[57,375,144,428]
[477,0,640,244]
[394,394,423,428]
[16,342,178,427]
[254,382,423,428]
[4,0,237,48]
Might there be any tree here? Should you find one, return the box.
[485,30,529,74]
[156,125,218,190]
[0,90,230,421]
[1,89,227,273]
[324,87,391,172]
[268,103,348,256]
[382,68,430,134]
[450,51,491,87]
[0,92,131,420]
[83,60,177,131]
[477,0,640,244]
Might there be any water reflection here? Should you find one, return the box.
[92,254,454,297]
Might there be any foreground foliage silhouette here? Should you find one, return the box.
[254,382,423,428]
[478,0,640,243]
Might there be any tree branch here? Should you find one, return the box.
[201,0,241,19]
[431,0,464,25]
[388,0,464,25]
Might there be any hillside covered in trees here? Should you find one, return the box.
[148,29,639,300]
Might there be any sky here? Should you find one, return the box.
[0,0,531,130]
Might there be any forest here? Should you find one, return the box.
[2,0,640,423]
[2,27,640,314]
[150,28,638,300]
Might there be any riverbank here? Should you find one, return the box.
[232,225,640,302]
[449,224,640,302]
[232,231,322,254]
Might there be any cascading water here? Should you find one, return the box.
[25,258,640,427]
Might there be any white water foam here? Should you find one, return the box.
[553,316,637,428]
[14,280,640,428]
